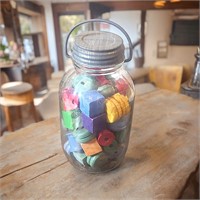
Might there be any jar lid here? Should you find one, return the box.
[72,31,125,68]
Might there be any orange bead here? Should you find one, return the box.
[81,138,102,156]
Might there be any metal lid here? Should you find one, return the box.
[71,31,125,68]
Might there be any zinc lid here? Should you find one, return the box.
[72,31,125,68]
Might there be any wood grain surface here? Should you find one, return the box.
[0,89,199,200]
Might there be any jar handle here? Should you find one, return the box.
[65,19,133,63]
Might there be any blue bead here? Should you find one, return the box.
[67,133,82,152]
[80,90,105,118]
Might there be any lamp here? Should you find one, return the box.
[154,0,166,8]
[170,0,181,2]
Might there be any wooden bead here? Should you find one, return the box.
[105,98,119,123]
[62,109,83,130]
[96,75,110,86]
[97,130,115,146]
[72,128,95,143]
[61,88,79,111]
[81,113,107,135]
[67,134,83,152]
[81,138,102,156]
[73,75,97,94]
[97,84,115,98]
[105,93,130,123]
[80,90,105,118]
[115,78,129,95]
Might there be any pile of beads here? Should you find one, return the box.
[60,73,134,172]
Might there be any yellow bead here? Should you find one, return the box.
[105,98,119,123]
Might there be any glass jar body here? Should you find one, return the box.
[59,63,135,173]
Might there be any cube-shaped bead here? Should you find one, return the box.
[61,88,79,111]
[73,75,97,95]
[81,113,107,135]
[81,138,102,156]
[67,134,83,152]
[80,90,105,118]
[115,78,129,95]
[96,76,110,86]
[62,109,83,130]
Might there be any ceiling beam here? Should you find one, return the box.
[94,1,199,11]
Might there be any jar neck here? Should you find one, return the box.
[73,62,124,76]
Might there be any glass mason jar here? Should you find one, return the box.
[59,19,135,173]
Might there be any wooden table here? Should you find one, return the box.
[0,89,199,199]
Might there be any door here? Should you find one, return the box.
[52,3,88,71]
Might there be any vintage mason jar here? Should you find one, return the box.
[59,19,135,173]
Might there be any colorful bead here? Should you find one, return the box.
[62,109,83,130]
[115,78,129,95]
[73,152,87,165]
[72,128,95,143]
[80,90,105,118]
[86,153,109,168]
[61,88,79,111]
[115,128,129,144]
[81,113,107,135]
[105,93,130,123]
[63,141,70,154]
[73,75,97,94]
[103,140,120,158]
[97,84,115,98]
[97,130,115,146]
[81,138,102,156]
[67,134,83,152]
[112,93,130,115]
[108,113,131,131]
[96,76,110,85]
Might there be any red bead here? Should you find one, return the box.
[115,78,129,95]
[96,76,110,86]
[97,130,115,146]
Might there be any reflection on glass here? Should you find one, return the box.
[59,15,85,70]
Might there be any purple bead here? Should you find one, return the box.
[81,113,107,135]
[80,90,105,118]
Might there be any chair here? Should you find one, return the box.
[149,66,183,92]
[0,81,39,132]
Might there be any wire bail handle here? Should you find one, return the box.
[65,19,133,63]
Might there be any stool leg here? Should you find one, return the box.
[16,106,23,127]
[30,102,38,122]
[3,106,14,132]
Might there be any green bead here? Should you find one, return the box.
[86,153,109,168]
[103,140,119,154]
[73,152,87,165]
[72,128,95,143]
[62,109,82,130]
[115,129,128,143]
[97,84,115,98]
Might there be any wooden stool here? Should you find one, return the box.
[0,82,38,132]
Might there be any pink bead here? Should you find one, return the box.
[115,78,129,95]
[62,88,79,111]
[96,76,110,86]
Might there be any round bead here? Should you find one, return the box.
[97,130,115,146]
